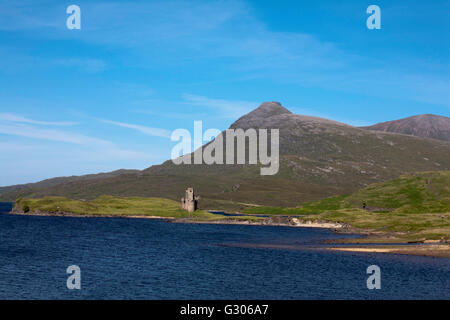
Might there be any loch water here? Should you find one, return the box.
[0,202,449,299]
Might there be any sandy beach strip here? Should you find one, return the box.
[326,244,450,258]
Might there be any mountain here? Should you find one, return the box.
[361,114,450,141]
[1,102,450,209]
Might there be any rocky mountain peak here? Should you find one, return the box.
[230,102,292,129]
[247,101,292,118]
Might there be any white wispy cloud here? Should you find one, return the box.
[0,113,78,126]
[101,119,171,138]
[0,113,167,165]
[0,122,158,164]
[0,141,161,187]
[182,94,257,119]
[134,108,209,120]
[0,123,111,146]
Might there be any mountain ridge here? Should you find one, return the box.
[361,114,450,141]
[1,102,450,209]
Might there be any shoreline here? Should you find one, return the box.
[6,209,348,229]
[171,216,348,230]
[6,210,176,220]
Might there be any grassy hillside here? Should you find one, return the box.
[243,171,450,240]
[244,171,450,214]
[345,171,450,213]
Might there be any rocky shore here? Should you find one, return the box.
[172,215,351,231]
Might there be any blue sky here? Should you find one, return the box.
[0,0,449,186]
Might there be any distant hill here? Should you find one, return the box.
[0,169,139,199]
[361,114,450,141]
[1,102,450,208]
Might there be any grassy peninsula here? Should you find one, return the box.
[12,195,264,222]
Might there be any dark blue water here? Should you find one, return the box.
[0,202,449,299]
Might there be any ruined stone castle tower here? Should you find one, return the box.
[181,187,199,212]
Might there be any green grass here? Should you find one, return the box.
[14,195,267,223]
[242,195,347,215]
[244,171,450,216]
[15,195,217,219]
[303,209,450,240]
[243,171,450,241]
[344,171,450,213]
